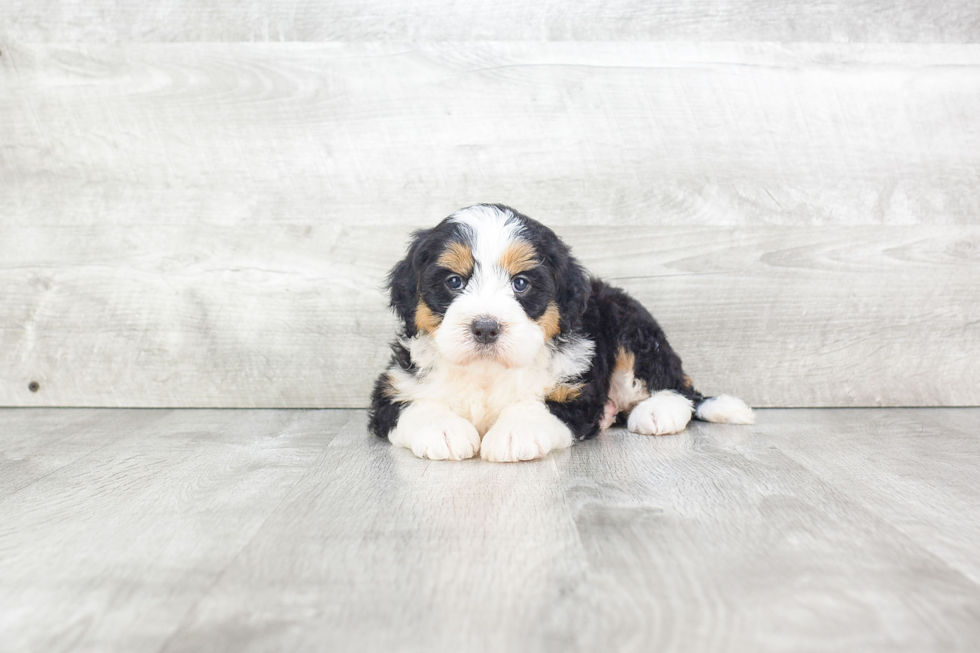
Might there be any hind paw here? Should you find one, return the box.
[627,391,693,436]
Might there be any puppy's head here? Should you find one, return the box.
[388,204,590,367]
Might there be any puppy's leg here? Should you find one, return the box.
[368,369,405,439]
[481,401,573,463]
[389,401,481,461]
[546,383,609,442]
[590,281,750,435]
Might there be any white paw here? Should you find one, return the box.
[408,419,481,460]
[390,404,481,461]
[481,403,572,463]
[627,390,693,436]
[695,395,755,424]
[481,422,551,462]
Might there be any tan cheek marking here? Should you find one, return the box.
[437,242,474,276]
[682,375,693,389]
[414,301,442,334]
[535,302,561,339]
[499,240,537,275]
[547,383,583,403]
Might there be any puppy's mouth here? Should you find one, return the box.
[463,317,516,363]
[474,342,502,357]
[436,315,527,367]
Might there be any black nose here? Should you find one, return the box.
[470,318,501,345]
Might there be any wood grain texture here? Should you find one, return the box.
[2,42,978,408]
[553,410,980,652]
[2,408,979,652]
[761,409,980,585]
[0,408,168,498]
[161,412,585,653]
[0,408,347,653]
[2,224,977,408]
[3,0,980,42]
[2,42,979,228]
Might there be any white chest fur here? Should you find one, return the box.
[387,333,594,435]
[394,348,554,435]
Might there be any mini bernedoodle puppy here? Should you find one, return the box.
[369,204,754,462]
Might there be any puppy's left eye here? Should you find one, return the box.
[446,275,464,290]
[512,276,530,293]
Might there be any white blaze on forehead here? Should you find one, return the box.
[437,205,541,368]
[449,205,525,275]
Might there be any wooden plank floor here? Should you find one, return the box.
[1,408,978,652]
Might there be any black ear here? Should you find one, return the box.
[553,249,592,334]
[387,228,432,337]
[516,213,592,334]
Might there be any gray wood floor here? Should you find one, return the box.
[1,408,978,652]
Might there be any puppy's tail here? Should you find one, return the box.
[692,394,755,425]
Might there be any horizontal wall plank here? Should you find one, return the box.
[3,0,980,42]
[1,225,976,408]
[3,42,978,407]
[2,43,979,228]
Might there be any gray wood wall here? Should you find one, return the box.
[1,4,978,408]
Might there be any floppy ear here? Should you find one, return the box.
[518,214,592,334]
[553,250,592,334]
[387,228,432,337]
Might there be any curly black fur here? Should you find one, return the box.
[546,279,705,441]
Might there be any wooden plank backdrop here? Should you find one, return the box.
[4,0,980,42]
[1,40,978,407]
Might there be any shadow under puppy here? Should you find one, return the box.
[370,204,753,462]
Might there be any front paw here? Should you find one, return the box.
[481,406,572,463]
[391,410,481,461]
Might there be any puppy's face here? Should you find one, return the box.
[389,204,590,368]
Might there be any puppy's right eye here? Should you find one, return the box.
[446,275,464,290]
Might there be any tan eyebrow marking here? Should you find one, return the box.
[499,240,537,275]
[414,300,442,334]
[535,301,561,339]
[437,241,474,276]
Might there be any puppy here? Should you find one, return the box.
[369,204,753,462]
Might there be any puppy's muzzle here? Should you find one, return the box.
[470,318,501,345]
